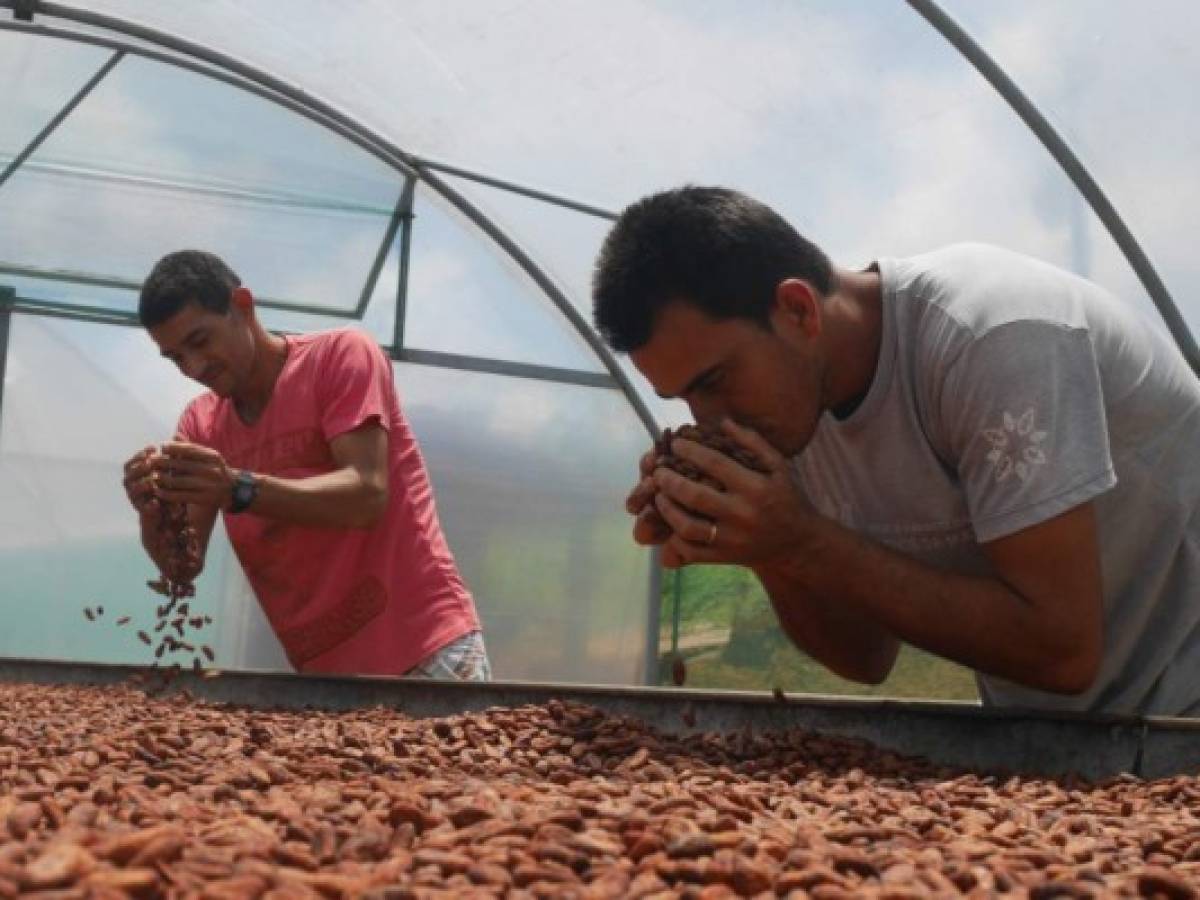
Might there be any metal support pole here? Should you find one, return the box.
[643,549,662,686]
[671,567,683,659]
[395,348,614,389]
[354,186,411,320]
[393,179,416,353]
[0,263,373,320]
[0,287,13,438]
[418,158,616,221]
[0,50,123,192]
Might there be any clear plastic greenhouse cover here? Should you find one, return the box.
[50,0,1200,335]
[1,0,1198,686]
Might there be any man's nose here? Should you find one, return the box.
[180,355,205,380]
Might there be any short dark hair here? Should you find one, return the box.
[138,250,241,327]
[592,186,833,351]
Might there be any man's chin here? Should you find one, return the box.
[772,430,812,460]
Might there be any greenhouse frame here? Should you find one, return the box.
[1,0,1198,688]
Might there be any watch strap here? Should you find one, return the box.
[229,469,258,514]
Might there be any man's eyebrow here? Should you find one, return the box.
[657,364,719,400]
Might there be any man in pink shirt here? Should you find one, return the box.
[121,250,488,679]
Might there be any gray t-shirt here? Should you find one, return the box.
[793,243,1200,715]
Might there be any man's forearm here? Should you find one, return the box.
[247,468,387,530]
[753,560,900,684]
[766,516,1093,693]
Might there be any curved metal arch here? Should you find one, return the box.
[0,3,658,437]
[907,0,1200,376]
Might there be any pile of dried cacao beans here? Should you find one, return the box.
[0,681,1197,898]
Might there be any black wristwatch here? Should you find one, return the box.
[229,469,259,514]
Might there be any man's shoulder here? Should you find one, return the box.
[305,327,382,357]
[903,241,1024,266]
[894,242,1076,300]
[288,327,383,371]
[312,326,372,343]
[888,243,1102,339]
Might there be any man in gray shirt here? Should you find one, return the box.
[594,185,1200,716]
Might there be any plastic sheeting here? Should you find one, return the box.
[41,0,1199,338]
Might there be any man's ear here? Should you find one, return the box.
[771,278,822,339]
[230,286,255,316]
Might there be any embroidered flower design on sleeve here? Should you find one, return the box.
[981,407,1048,483]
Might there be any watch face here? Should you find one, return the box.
[232,472,256,511]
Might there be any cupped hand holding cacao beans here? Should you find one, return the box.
[121,443,211,670]
[121,444,162,518]
[629,420,813,569]
[149,440,237,511]
[627,422,764,548]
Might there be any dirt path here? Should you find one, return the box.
[660,625,729,652]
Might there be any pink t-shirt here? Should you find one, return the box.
[177,328,480,675]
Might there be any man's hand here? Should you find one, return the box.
[150,441,237,511]
[126,442,218,583]
[650,420,813,569]
[626,447,673,545]
[122,445,162,516]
